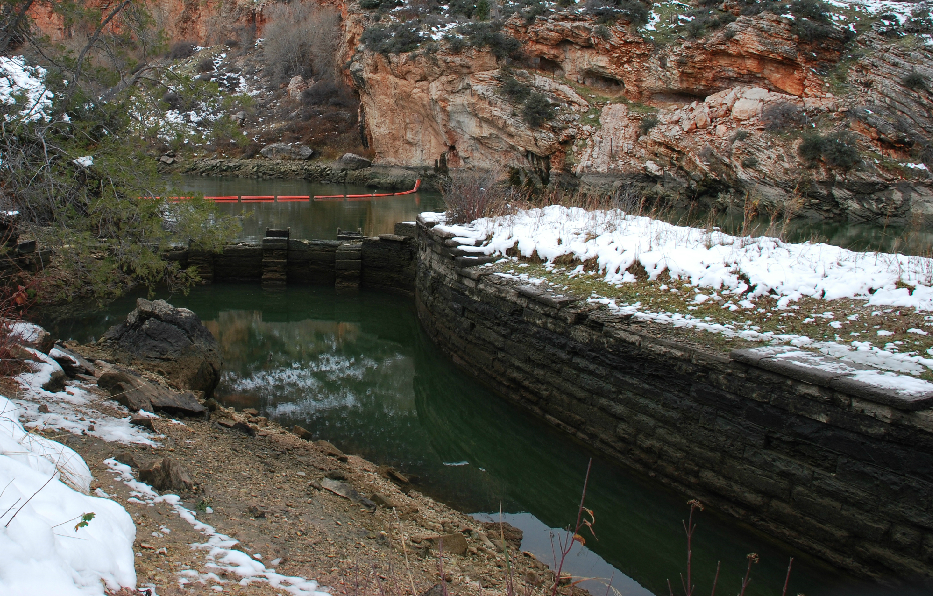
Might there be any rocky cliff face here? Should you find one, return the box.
[349,7,933,222]
[31,0,261,45]
[28,0,933,222]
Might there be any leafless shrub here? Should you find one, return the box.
[262,4,342,86]
[301,80,356,107]
[442,170,516,224]
[762,101,805,132]
[166,41,197,60]
[196,56,214,73]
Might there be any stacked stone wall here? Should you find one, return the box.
[414,215,933,585]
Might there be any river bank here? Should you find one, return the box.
[2,342,561,596]
[175,159,440,192]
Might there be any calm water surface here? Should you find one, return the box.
[177,175,931,255]
[46,284,921,596]
[176,175,444,241]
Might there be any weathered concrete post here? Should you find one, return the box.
[335,242,362,291]
[261,228,289,287]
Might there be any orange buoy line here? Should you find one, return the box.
[144,180,422,203]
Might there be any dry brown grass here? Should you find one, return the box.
[489,257,933,378]
[442,170,520,225]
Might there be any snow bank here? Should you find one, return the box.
[429,206,933,311]
[0,56,54,123]
[0,396,136,595]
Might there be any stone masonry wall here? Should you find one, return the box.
[167,223,417,293]
[414,215,933,585]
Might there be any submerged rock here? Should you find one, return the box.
[99,299,222,397]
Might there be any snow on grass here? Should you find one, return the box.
[0,56,54,123]
[433,206,933,310]
[824,0,923,22]
[0,396,136,595]
[105,459,330,596]
[426,207,933,377]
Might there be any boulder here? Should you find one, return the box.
[481,521,523,551]
[316,439,348,461]
[292,425,313,440]
[50,344,95,377]
[369,492,400,509]
[287,75,307,99]
[731,98,762,120]
[216,418,255,435]
[115,450,144,469]
[129,414,155,430]
[7,320,54,354]
[99,299,222,397]
[40,358,66,393]
[259,143,315,160]
[19,347,66,392]
[138,457,193,492]
[98,367,208,417]
[429,533,468,556]
[337,153,372,170]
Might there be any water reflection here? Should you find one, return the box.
[176,175,445,241]
[45,285,882,596]
[179,174,931,255]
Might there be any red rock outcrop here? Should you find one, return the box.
[505,13,840,100]
[349,9,931,221]
[351,49,587,170]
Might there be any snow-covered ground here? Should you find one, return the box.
[0,56,54,123]
[6,345,334,594]
[0,395,136,595]
[424,206,933,383]
[428,206,933,309]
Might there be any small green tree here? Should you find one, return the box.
[0,0,241,302]
[475,0,491,20]
[522,92,555,127]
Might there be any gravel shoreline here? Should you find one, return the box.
[2,368,574,596]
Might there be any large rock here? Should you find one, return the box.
[97,367,208,417]
[287,75,308,99]
[337,153,372,170]
[50,344,95,377]
[6,320,54,354]
[99,299,222,397]
[259,143,315,160]
[138,457,193,492]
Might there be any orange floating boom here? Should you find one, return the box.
[143,179,422,203]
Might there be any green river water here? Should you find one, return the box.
[46,283,926,596]
[41,177,931,595]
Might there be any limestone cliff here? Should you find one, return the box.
[27,0,933,222]
[347,7,933,222]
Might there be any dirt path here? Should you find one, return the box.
[4,373,564,596]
